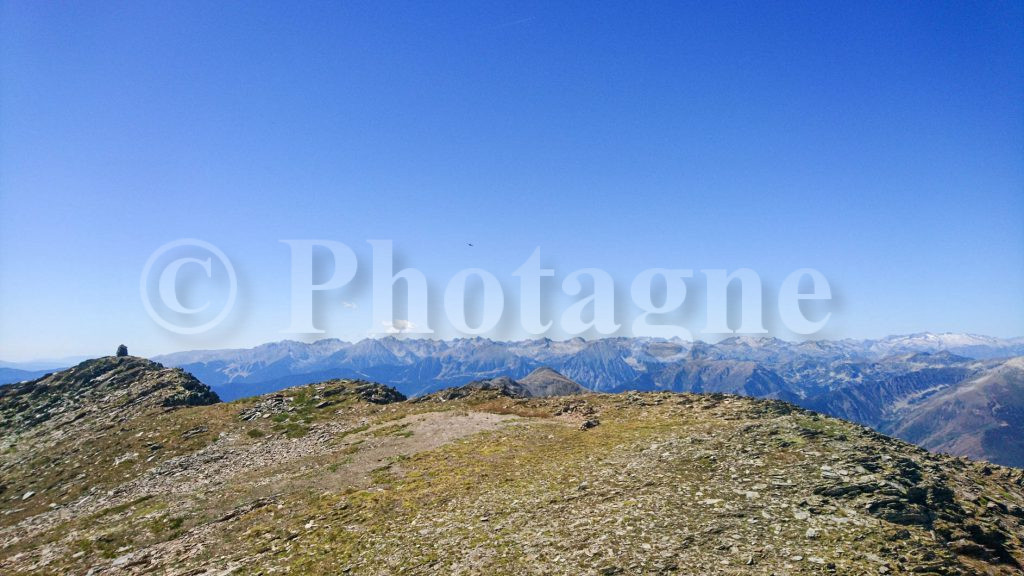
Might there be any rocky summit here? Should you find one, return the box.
[0,356,219,437]
[439,366,590,400]
[2,360,1024,575]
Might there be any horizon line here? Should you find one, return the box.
[4,331,1023,366]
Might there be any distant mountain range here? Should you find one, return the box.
[3,333,1023,467]
[0,367,56,385]
[148,333,1024,467]
[146,333,1022,397]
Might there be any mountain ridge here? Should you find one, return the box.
[2,358,1024,574]
[150,333,1024,396]
[139,334,1024,467]
[6,336,1023,467]
[449,366,589,399]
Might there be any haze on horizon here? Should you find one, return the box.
[1,2,1022,362]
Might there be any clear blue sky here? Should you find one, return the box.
[2,1,1022,361]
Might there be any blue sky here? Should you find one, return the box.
[1,1,1022,361]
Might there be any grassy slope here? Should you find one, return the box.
[2,380,1024,575]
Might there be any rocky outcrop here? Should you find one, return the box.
[0,356,220,437]
[426,367,588,401]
